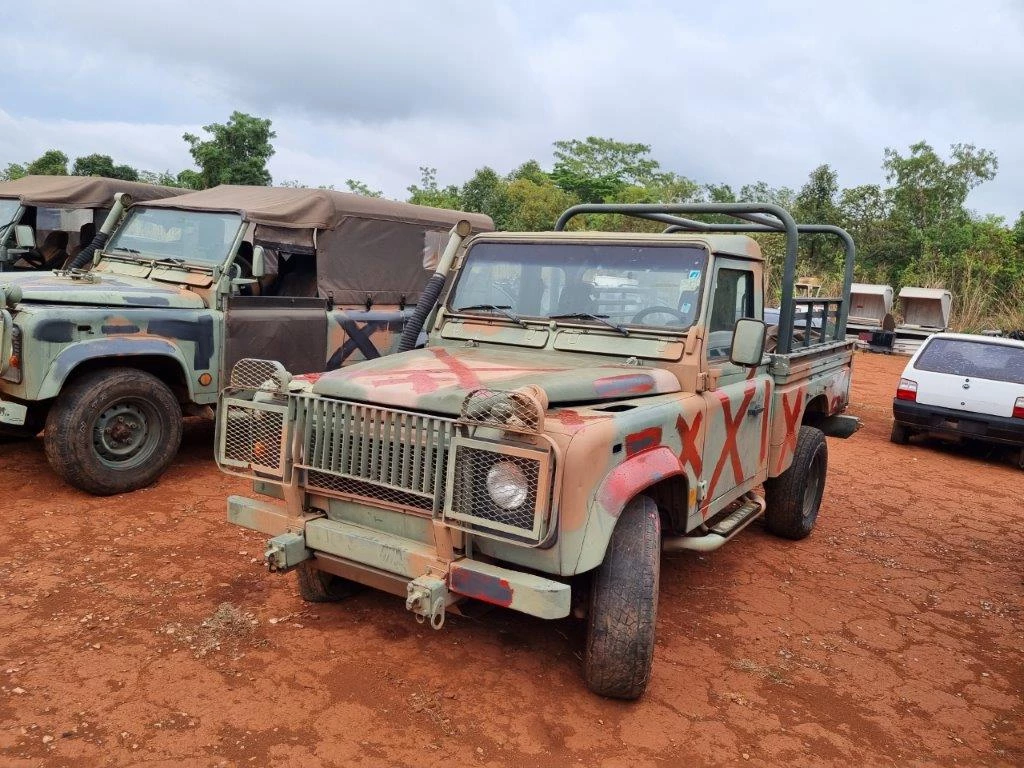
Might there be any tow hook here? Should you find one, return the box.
[263,532,310,572]
[406,575,448,630]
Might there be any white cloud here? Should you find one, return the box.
[0,0,1021,220]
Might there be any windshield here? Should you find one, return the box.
[106,208,243,266]
[915,338,1024,385]
[0,199,20,231]
[448,241,707,330]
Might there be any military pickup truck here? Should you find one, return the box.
[216,203,859,699]
[0,185,492,494]
[0,175,185,271]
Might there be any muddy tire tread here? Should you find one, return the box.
[584,495,660,700]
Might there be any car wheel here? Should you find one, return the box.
[296,559,361,603]
[890,421,911,445]
[584,495,660,700]
[43,368,182,495]
[764,426,827,540]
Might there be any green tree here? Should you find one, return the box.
[345,179,383,197]
[883,141,997,231]
[25,150,69,176]
[406,167,461,210]
[182,111,276,188]
[72,153,139,181]
[0,163,26,182]
[459,167,514,228]
[504,177,580,231]
[551,137,667,203]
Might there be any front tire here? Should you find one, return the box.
[296,560,360,603]
[764,425,827,540]
[584,495,660,700]
[43,368,182,495]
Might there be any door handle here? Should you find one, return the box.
[747,404,765,417]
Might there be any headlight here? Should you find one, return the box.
[486,461,529,510]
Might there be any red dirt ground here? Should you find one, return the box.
[0,352,1021,767]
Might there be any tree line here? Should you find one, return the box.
[3,111,1021,330]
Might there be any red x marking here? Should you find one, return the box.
[705,386,756,503]
[777,388,805,472]
[343,349,563,394]
[675,411,704,477]
[759,380,773,464]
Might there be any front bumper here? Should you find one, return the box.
[893,399,1024,447]
[228,495,571,620]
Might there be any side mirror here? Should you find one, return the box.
[730,318,767,367]
[251,245,265,278]
[14,225,35,249]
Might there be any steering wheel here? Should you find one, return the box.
[631,306,690,325]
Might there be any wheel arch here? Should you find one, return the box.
[575,446,686,573]
[38,339,194,402]
[801,394,830,427]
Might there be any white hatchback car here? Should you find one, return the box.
[891,332,1024,469]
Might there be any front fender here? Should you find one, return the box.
[37,337,194,400]
[574,446,684,573]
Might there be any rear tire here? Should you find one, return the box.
[43,368,182,495]
[296,560,361,603]
[584,495,660,700]
[890,421,911,445]
[1017,447,1024,471]
[764,426,827,540]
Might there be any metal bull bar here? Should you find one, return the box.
[553,203,855,355]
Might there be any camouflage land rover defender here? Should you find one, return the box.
[0,185,492,494]
[217,203,859,699]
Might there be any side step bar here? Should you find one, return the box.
[662,492,766,553]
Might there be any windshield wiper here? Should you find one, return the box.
[550,312,631,337]
[151,257,188,268]
[109,246,141,255]
[453,303,528,328]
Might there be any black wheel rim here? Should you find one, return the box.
[92,398,162,470]
[802,447,826,519]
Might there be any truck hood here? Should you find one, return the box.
[0,271,205,309]
[307,346,681,415]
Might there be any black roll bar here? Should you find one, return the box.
[553,203,855,355]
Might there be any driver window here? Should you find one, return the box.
[708,267,754,360]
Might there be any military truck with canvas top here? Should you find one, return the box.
[216,203,859,699]
[0,175,186,271]
[0,184,492,494]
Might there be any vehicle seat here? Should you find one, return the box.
[557,281,596,314]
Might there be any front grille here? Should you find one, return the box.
[306,470,433,511]
[298,398,455,513]
[445,438,552,542]
[217,395,290,476]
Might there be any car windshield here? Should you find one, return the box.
[106,208,243,266]
[914,338,1024,385]
[0,199,20,231]
[448,241,708,331]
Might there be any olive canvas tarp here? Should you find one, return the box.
[142,185,494,306]
[0,176,187,207]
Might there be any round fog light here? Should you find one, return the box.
[486,461,529,510]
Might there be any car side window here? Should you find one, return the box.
[708,267,754,360]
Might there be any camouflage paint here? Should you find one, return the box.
[218,230,857,620]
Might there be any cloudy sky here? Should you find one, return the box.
[2,0,1022,219]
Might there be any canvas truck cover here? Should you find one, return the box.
[142,185,495,306]
[0,175,187,207]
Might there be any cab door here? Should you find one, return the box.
[700,258,771,513]
[223,294,329,377]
